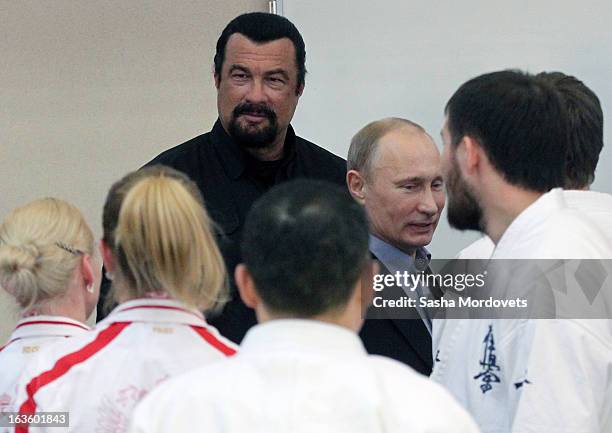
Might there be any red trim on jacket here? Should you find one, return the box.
[15,320,89,331]
[116,305,204,320]
[15,322,131,433]
[190,325,237,357]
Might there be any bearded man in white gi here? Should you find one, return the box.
[432,70,612,433]
[129,179,480,433]
[457,71,612,260]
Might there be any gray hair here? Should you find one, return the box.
[347,117,425,178]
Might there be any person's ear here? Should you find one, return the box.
[99,240,115,275]
[459,136,482,176]
[347,170,367,204]
[295,82,304,97]
[235,264,261,309]
[81,254,95,292]
[346,258,379,332]
[214,72,221,90]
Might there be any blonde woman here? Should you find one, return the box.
[0,198,100,408]
[14,166,236,433]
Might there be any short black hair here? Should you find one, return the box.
[214,12,307,90]
[537,71,603,189]
[445,70,569,192]
[241,179,369,317]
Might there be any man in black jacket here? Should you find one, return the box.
[97,12,345,343]
[346,117,446,374]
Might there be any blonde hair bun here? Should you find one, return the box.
[0,198,94,310]
[0,241,40,289]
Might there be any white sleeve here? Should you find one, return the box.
[510,320,611,433]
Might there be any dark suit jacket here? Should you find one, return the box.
[359,256,433,375]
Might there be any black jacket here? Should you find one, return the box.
[359,257,434,375]
[98,120,346,343]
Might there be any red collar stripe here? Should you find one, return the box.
[190,325,236,357]
[15,320,89,331]
[15,322,131,433]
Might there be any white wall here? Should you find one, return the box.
[283,0,612,258]
[0,0,267,342]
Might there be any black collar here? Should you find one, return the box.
[211,119,298,181]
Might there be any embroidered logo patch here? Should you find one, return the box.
[473,324,501,393]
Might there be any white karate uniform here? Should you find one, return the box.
[564,189,612,245]
[456,236,495,260]
[511,319,612,433]
[431,189,612,433]
[129,319,480,433]
[13,299,237,433]
[0,316,90,423]
[456,189,612,260]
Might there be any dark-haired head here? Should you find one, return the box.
[537,71,603,189]
[445,70,569,192]
[238,179,370,322]
[214,12,306,90]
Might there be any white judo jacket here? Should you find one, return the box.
[13,299,237,433]
[129,319,481,433]
[456,189,612,260]
[564,189,612,245]
[431,189,612,433]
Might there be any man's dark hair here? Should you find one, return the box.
[241,179,369,317]
[214,12,307,91]
[537,71,603,189]
[445,70,569,192]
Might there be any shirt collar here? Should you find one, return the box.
[563,189,612,213]
[369,234,431,275]
[212,118,298,180]
[103,298,207,327]
[240,319,367,356]
[495,188,566,253]
[8,315,90,342]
